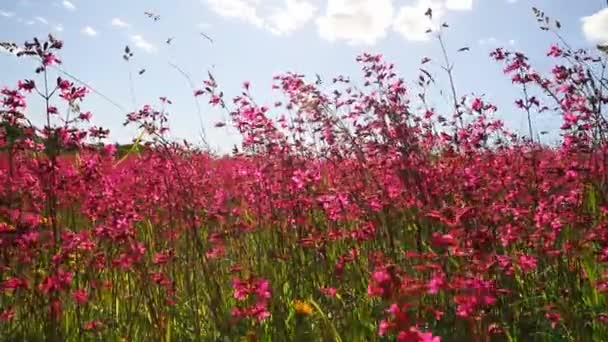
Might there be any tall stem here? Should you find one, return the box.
[43,67,61,342]
[521,82,535,143]
[438,33,463,128]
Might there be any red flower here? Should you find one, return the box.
[547,44,563,57]
[471,98,484,112]
[72,288,89,305]
[0,308,15,322]
[2,277,28,291]
[17,80,35,92]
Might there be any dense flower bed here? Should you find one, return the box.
[1,26,608,340]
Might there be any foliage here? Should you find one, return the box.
[0,13,608,341]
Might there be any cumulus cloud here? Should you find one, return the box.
[0,10,15,18]
[111,17,130,28]
[62,0,76,11]
[130,34,157,53]
[581,8,608,45]
[316,0,394,45]
[267,0,316,35]
[393,0,443,42]
[81,26,98,37]
[204,0,316,36]
[206,0,263,27]
[54,24,64,32]
[201,0,473,44]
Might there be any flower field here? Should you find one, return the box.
[1,19,608,341]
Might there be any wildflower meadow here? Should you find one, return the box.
[1,6,608,341]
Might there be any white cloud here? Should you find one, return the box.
[393,0,444,42]
[62,0,76,11]
[34,16,48,24]
[54,24,64,32]
[507,0,518,3]
[478,37,497,45]
[130,34,157,53]
[206,0,263,27]
[111,17,130,28]
[204,0,316,36]
[201,0,472,43]
[478,37,515,46]
[446,0,472,11]
[581,8,608,45]
[25,19,35,25]
[0,10,15,18]
[267,0,316,35]
[316,0,394,45]
[81,26,98,37]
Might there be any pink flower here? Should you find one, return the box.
[232,278,248,300]
[39,269,73,294]
[378,320,393,336]
[2,277,28,291]
[83,320,104,331]
[210,95,221,106]
[17,80,35,92]
[545,311,562,329]
[517,254,537,273]
[372,269,391,283]
[255,279,271,300]
[57,78,71,91]
[251,301,270,321]
[547,44,563,57]
[42,52,60,66]
[72,288,89,305]
[427,272,445,294]
[230,276,271,322]
[418,331,441,342]
[471,98,484,112]
[320,287,338,297]
[79,111,92,121]
[0,308,15,322]
[431,232,458,247]
[152,250,174,265]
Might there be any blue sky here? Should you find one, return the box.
[0,0,607,152]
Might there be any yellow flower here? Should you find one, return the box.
[293,300,314,316]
